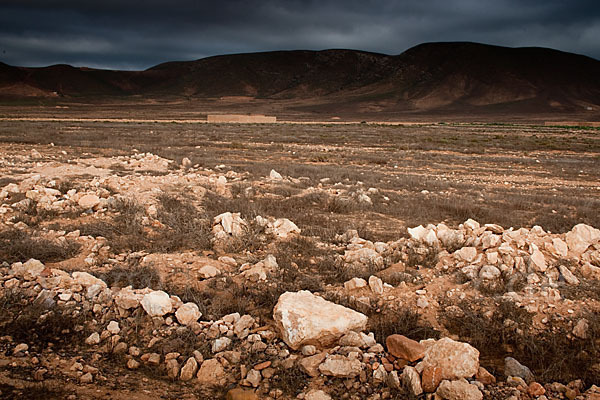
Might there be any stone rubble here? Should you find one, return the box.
[1,150,600,399]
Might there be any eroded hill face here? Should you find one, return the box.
[1,42,599,117]
[0,120,600,399]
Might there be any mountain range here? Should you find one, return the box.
[1,42,599,116]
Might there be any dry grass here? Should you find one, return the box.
[2,120,598,233]
[369,309,440,345]
[97,263,163,290]
[0,288,89,353]
[0,228,81,263]
[442,300,600,384]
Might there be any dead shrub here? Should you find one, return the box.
[220,219,270,253]
[274,236,342,287]
[97,263,162,290]
[369,309,440,345]
[152,193,212,252]
[0,228,80,263]
[0,383,69,400]
[270,365,310,397]
[0,289,88,352]
[442,300,600,384]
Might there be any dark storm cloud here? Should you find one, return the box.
[1,0,599,69]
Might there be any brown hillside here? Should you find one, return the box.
[1,42,599,115]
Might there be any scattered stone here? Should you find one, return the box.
[273,290,368,350]
[479,265,501,280]
[422,366,443,392]
[421,338,479,380]
[212,337,232,353]
[197,359,226,385]
[504,357,534,383]
[386,370,401,390]
[78,194,100,209]
[72,272,106,288]
[475,367,496,385]
[175,302,201,326]
[305,389,332,400]
[368,275,384,294]
[127,359,140,370]
[253,361,271,371]
[114,288,143,309]
[401,366,423,396]
[344,277,367,291]
[85,332,100,345]
[146,353,161,365]
[455,247,477,262]
[318,355,363,378]
[270,218,301,238]
[106,320,120,335]
[13,343,28,355]
[529,250,547,272]
[436,379,483,400]
[244,369,261,387]
[528,382,546,397]
[385,334,425,362]
[559,265,580,285]
[566,224,600,257]
[573,318,589,339]
[226,388,259,400]
[140,290,173,317]
[80,372,94,384]
[12,259,45,280]
[199,264,221,279]
[166,358,180,379]
[269,169,283,180]
[231,315,254,340]
[299,352,327,377]
[214,212,246,237]
[301,345,317,356]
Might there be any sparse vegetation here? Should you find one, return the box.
[0,118,599,398]
[0,228,80,263]
[0,288,89,352]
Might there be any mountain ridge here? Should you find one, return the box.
[1,42,599,115]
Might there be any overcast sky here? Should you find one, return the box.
[1,0,599,70]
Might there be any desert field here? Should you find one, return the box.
[1,118,599,399]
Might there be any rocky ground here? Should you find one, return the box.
[0,121,600,399]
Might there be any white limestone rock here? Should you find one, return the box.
[318,355,363,378]
[565,223,600,257]
[140,290,173,317]
[420,338,480,380]
[175,302,202,326]
[273,290,368,350]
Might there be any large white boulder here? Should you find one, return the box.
[273,290,368,350]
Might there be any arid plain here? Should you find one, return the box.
[0,110,599,400]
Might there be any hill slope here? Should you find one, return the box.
[1,42,599,114]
